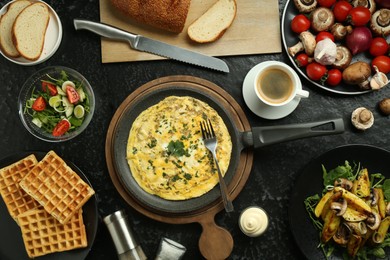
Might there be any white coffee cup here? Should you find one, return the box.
[254,61,309,107]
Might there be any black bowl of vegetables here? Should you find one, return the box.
[18,66,95,142]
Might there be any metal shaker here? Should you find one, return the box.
[103,210,147,260]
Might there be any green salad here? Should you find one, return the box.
[24,70,91,137]
[304,161,390,259]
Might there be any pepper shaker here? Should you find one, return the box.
[103,210,147,260]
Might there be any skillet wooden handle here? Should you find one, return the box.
[198,213,233,260]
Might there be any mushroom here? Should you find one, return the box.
[346,221,368,236]
[342,61,371,90]
[366,211,381,230]
[331,198,348,216]
[333,46,352,70]
[331,23,353,41]
[351,107,374,130]
[386,202,390,216]
[288,31,316,57]
[378,98,390,116]
[333,223,351,245]
[293,0,317,13]
[370,9,390,36]
[371,188,379,206]
[334,178,353,191]
[310,7,335,32]
[370,65,389,90]
[351,0,376,14]
[314,38,337,65]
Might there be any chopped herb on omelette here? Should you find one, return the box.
[126,96,232,200]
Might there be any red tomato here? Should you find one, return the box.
[52,119,71,137]
[333,1,353,22]
[41,82,57,96]
[32,96,46,111]
[291,14,311,34]
[317,0,336,8]
[348,6,371,26]
[369,37,389,57]
[315,32,335,43]
[66,85,80,104]
[326,69,342,86]
[295,53,311,67]
[372,56,390,74]
[306,62,327,81]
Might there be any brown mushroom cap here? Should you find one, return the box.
[310,7,335,32]
[370,9,390,36]
[378,98,390,116]
[342,61,371,89]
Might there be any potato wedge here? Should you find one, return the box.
[352,168,370,197]
[334,187,372,214]
[375,188,387,219]
[321,210,341,243]
[321,190,343,221]
[343,206,369,222]
[314,191,333,218]
[373,216,390,244]
[347,234,363,257]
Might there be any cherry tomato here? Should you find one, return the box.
[369,37,389,57]
[32,96,46,111]
[306,62,327,81]
[52,119,71,137]
[315,32,335,43]
[317,0,336,8]
[66,85,80,104]
[372,56,390,74]
[41,81,58,96]
[332,0,352,22]
[326,69,342,86]
[348,6,371,26]
[291,14,311,34]
[295,53,311,67]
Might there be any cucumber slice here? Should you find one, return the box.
[32,118,42,128]
[56,86,66,96]
[65,105,74,118]
[77,87,86,102]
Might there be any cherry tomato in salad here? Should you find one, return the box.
[332,1,353,22]
[306,62,327,81]
[326,69,342,86]
[372,56,390,74]
[369,37,389,57]
[41,81,58,96]
[317,0,336,8]
[52,119,71,136]
[291,14,311,34]
[348,6,371,26]
[32,96,46,111]
[295,53,311,67]
[66,85,80,104]
[315,32,335,43]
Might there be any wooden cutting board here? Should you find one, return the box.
[99,0,282,63]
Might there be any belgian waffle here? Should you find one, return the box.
[0,154,41,223]
[18,208,87,258]
[19,151,95,224]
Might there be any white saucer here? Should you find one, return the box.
[0,0,62,66]
[242,62,302,120]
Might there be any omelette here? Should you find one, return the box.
[126,96,232,200]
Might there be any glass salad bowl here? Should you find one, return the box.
[18,66,95,142]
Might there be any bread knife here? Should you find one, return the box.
[73,19,229,73]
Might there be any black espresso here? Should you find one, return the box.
[257,68,293,104]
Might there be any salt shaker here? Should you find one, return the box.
[239,206,269,237]
[155,237,186,260]
[103,210,147,260]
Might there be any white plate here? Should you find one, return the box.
[242,61,301,120]
[0,0,62,65]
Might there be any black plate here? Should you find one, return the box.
[289,144,390,259]
[0,151,98,260]
[281,0,389,95]
[112,85,243,215]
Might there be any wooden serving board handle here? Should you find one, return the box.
[198,213,233,260]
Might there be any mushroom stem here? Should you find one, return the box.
[331,23,353,41]
[310,7,335,32]
[370,9,390,36]
[293,0,317,13]
[351,0,376,13]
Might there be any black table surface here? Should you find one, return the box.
[1,0,389,259]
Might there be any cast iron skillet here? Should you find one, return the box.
[0,151,98,260]
[108,76,345,215]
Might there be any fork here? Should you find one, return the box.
[200,119,234,212]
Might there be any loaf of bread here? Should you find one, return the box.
[187,0,237,43]
[110,0,191,33]
[0,0,32,58]
[12,2,50,61]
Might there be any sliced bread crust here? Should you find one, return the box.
[187,0,237,43]
[12,2,50,61]
[0,0,32,57]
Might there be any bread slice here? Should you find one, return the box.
[0,0,32,57]
[12,2,50,61]
[187,0,237,43]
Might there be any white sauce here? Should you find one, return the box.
[239,206,269,237]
